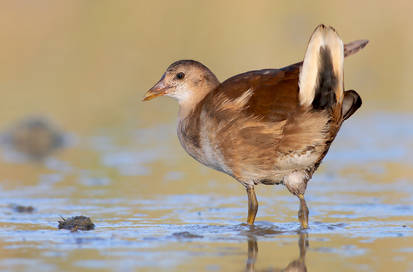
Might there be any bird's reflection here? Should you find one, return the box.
[245,232,308,272]
[246,237,259,271]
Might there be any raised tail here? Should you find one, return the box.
[298,24,344,109]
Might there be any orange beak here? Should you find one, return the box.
[142,75,170,101]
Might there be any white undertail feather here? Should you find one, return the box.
[298,25,344,106]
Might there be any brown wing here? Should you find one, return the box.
[203,39,368,123]
[200,69,330,178]
[208,68,300,122]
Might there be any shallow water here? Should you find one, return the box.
[0,113,412,272]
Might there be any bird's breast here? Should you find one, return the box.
[177,115,232,175]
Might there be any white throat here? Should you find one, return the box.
[166,86,199,119]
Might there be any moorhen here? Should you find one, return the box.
[143,25,367,228]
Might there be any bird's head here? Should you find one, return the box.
[143,60,219,107]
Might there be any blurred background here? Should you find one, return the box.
[0,0,411,133]
[0,1,412,271]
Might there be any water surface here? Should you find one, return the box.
[0,114,412,272]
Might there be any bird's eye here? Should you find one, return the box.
[176,72,185,80]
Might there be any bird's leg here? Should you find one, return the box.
[284,171,309,229]
[246,185,258,225]
[297,194,309,229]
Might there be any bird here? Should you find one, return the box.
[143,25,367,229]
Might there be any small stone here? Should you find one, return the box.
[9,204,34,213]
[172,231,203,239]
[58,216,95,231]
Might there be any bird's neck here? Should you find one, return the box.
[178,75,220,119]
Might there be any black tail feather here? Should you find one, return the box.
[342,90,362,120]
[312,47,338,110]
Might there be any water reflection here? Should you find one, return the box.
[246,237,258,272]
[246,232,308,272]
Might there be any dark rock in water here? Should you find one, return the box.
[1,117,66,160]
[172,231,203,239]
[9,204,34,213]
[58,216,95,231]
